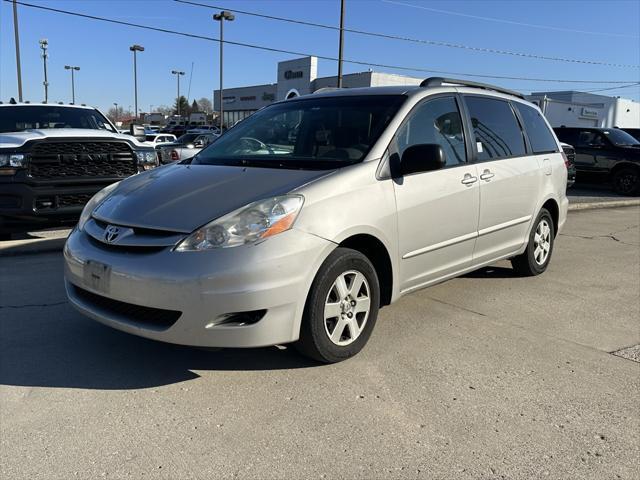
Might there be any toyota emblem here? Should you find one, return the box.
[104,225,120,243]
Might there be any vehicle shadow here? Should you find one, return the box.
[463,266,517,279]
[0,304,319,390]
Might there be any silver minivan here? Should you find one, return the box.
[64,78,568,363]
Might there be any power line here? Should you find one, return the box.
[175,0,640,68]
[383,0,640,40]
[7,0,638,85]
[583,83,640,93]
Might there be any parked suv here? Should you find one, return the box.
[64,78,568,363]
[0,103,158,238]
[553,127,640,195]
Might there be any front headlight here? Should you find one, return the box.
[78,181,120,231]
[135,150,158,170]
[175,195,304,251]
[0,153,27,168]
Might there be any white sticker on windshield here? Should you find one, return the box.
[476,141,483,153]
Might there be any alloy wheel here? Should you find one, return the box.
[324,270,371,346]
[534,219,551,266]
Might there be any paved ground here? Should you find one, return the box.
[1,207,639,479]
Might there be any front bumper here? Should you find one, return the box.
[0,181,111,233]
[64,227,335,347]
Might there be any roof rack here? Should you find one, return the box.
[420,77,525,99]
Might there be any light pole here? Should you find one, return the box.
[113,102,119,124]
[39,39,49,102]
[12,0,23,101]
[337,0,345,88]
[171,70,185,117]
[213,10,234,130]
[64,65,80,104]
[129,44,144,121]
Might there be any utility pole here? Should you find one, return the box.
[171,70,185,116]
[113,102,119,124]
[64,65,80,104]
[129,44,144,121]
[337,0,345,88]
[213,10,235,130]
[39,39,49,103]
[12,0,23,101]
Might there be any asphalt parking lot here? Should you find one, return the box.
[1,206,639,479]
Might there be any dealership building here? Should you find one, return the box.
[213,56,423,126]
[214,55,640,129]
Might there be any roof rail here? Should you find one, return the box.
[420,77,525,99]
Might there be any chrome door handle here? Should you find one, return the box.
[461,173,478,185]
[480,169,495,181]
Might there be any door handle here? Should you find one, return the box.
[461,173,478,185]
[480,169,495,181]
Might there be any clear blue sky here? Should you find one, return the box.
[1,0,639,113]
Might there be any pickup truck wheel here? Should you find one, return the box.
[612,167,640,196]
[511,208,554,277]
[295,248,380,364]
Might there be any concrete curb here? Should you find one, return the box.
[568,199,640,211]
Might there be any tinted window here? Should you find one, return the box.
[514,103,558,154]
[576,130,606,147]
[195,95,404,170]
[0,106,114,133]
[395,97,467,167]
[465,97,526,161]
[553,128,578,145]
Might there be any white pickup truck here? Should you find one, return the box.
[0,103,158,238]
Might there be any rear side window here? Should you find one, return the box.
[514,103,558,154]
[465,96,526,161]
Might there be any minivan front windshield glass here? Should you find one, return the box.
[192,95,405,170]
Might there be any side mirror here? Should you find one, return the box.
[400,144,446,176]
[130,124,146,142]
[194,140,205,148]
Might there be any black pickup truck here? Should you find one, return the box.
[553,127,640,195]
[0,103,158,239]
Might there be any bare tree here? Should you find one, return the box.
[197,97,212,114]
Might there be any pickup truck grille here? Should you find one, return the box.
[28,141,137,180]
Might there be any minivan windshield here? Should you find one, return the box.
[0,106,115,133]
[192,95,405,170]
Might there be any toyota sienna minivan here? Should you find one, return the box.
[64,78,568,363]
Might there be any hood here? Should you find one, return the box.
[92,163,333,232]
[0,129,147,149]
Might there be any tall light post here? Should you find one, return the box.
[12,0,23,101]
[213,10,234,130]
[39,39,49,102]
[129,44,144,121]
[337,0,345,88]
[171,70,185,117]
[64,65,80,104]
[113,102,119,124]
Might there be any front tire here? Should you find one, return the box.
[295,248,380,363]
[612,167,640,196]
[511,208,555,276]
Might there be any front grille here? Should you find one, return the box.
[28,141,137,180]
[71,284,181,330]
[57,193,94,208]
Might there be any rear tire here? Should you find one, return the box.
[612,167,640,196]
[295,248,380,363]
[511,208,554,277]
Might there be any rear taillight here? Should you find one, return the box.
[561,152,570,169]
[171,150,180,161]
